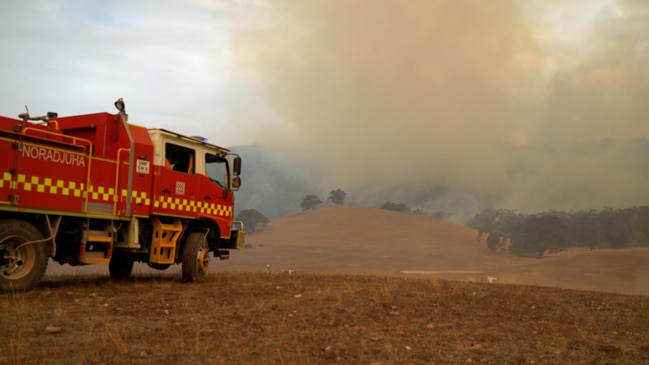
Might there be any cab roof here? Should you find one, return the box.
[148,128,230,152]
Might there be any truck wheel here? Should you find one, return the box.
[109,254,134,280]
[0,219,48,292]
[182,232,210,282]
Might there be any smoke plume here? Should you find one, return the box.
[231,0,649,220]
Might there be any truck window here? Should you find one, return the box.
[165,143,195,174]
[205,153,228,188]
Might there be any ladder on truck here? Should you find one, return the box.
[80,223,114,264]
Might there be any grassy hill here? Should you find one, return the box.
[45,205,649,295]
[224,206,649,296]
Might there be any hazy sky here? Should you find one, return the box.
[2,0,648,216]
[0,0,271,146]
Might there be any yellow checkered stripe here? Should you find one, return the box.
[0,173,149,206]
[7,173,86,197]
[1,172,13,189]
[87,185,116,201]
[121,189,151,206]
[154,196,233,217]
[2,172,231,217]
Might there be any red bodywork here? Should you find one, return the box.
[0,112,234,241]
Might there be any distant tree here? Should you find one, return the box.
[412,209,425,216]
[328,189,347,205]
[509,231,538,257]
[469,205,649,254]
[466,208,500,238]
[380,202,410,213]
[430,210,450,220]
[510,214,568,257]
[235,209,269,233]
[301,195,322,210]
[467,208,525,243]
[486,231,503,253]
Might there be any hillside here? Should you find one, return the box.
[44,206,649,296]
[222,206,649,296]
[247,205,479,248]
[225,206,483,275]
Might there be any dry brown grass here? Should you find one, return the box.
[25,206,649,364]
[2,272,649,365]
[47,206,649,296]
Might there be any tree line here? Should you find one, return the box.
[300,189,347,210]
[379,201,450,220]
[466,207,649,257]
[235,189,348,233]
[239,187,457,232]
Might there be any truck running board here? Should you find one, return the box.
[81,229,114,264]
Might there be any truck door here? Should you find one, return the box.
[154,143,200,218]
[201,152,234,237]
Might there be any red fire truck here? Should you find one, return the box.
[0,99,244,292]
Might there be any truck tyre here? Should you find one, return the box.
[109,254,134,280]
[182,232,210,282]
[0,219,48,292]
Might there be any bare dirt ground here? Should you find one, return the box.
[6,206,648,364]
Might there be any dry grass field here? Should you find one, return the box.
[225,206,649,296]
[4,206,649,364]
[2,273,649,364]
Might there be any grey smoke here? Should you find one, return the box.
[230,0,649,221]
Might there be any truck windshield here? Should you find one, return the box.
[205,154,229,188]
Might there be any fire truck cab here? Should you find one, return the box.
[0,99,244,292]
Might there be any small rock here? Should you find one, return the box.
[470,343,482,350]
[599,343,620,354]
[45,326,63,334]
[426,323,436,330]
[294,294,302,298]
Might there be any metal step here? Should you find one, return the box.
[149,216,182,264]
[87,235,113,243]
[81,227,113,264]
[86,230,113,243]
[81,251,110,264]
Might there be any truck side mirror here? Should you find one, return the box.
[233,156,242,176]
